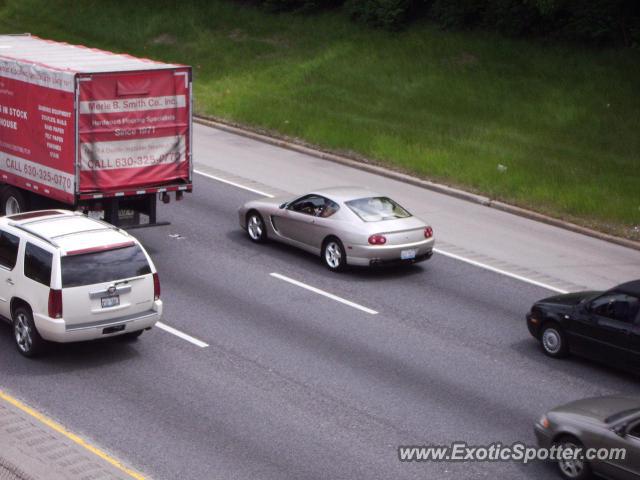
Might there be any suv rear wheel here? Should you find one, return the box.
[13,306,45,357]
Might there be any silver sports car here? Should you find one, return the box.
[238,187,435,271]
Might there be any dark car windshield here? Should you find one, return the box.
[62,245,151,287]
[345,197,411,222]
[605,408,640,424]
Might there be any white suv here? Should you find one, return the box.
[0,210,162,357]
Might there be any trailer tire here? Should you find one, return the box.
[1,188,28,216]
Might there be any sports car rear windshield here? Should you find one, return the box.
[345,197,411,222]
[61,245,151,288]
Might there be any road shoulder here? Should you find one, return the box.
[195,115,640,252]
[0,390,144,480]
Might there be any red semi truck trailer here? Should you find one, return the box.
[0,34,192,226]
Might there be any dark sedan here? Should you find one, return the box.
[526,280,640,372]
[535,395,640,479]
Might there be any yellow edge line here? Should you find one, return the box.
[0,389,145,480]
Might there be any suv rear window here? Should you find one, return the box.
[61,245,151,288]
[24,243,53,286]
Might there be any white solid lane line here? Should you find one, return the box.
[156,322,209,348]
[197,169,569,294]
[194,169,275,198]
[434,248,568,294]
[270,272,379,315]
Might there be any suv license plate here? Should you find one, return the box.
[101,296,120,308]
[401,249,417,260]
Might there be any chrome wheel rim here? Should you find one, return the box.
[247,215,263,240]
[542,328,561,354]
[6,196,20,215]
[558,442,584,478]
[14,313,32,353]
[325,242,341,269]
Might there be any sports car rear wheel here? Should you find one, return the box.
[246,211,267,243]
[322,237,346,272]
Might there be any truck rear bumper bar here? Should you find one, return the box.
[78,183,192,200]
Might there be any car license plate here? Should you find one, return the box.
[101,296,120,308]
[401,249,417,260]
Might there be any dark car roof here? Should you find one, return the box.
[614,280,640,297]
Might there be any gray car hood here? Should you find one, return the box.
[551,395,640,423]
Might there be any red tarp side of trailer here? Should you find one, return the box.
[0,59,76,204]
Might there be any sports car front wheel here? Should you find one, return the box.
[246,211,267,243]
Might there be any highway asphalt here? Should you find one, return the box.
[0,175,638,480]
[193,122,640,292]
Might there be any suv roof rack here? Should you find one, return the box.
[50,226,114,240]
[9,224,59,248]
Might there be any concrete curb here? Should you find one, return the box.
[0,454,32,480]
[0,392,141,480]
[195,115,640,252]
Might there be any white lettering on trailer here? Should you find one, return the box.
[1,152,74,192]
[0,117,17,130]
[80,135,186,171]
[0,58,75,92]
[0,106,28,120]
[38,105,71,118]
[44,123,65,134]
[79,95,186,114]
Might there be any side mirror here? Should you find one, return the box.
[612,424,627,437]
[279,202,288,209]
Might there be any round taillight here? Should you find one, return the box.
[368,234,387,245]
[424,226,433,239]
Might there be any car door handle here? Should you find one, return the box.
[6,279,14,285]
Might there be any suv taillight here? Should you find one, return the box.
[48,289,62,318]
[424,226,433,239]
[153,273,161,300]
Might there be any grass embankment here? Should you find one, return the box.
[1,0,638,238]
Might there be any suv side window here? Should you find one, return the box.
[0,230,20,270]
[24,243,53,286]
[591,293,640,323]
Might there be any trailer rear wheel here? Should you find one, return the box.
[1,188,28,216]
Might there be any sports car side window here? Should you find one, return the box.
[289,195,325,216]
[318,198,340,218]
